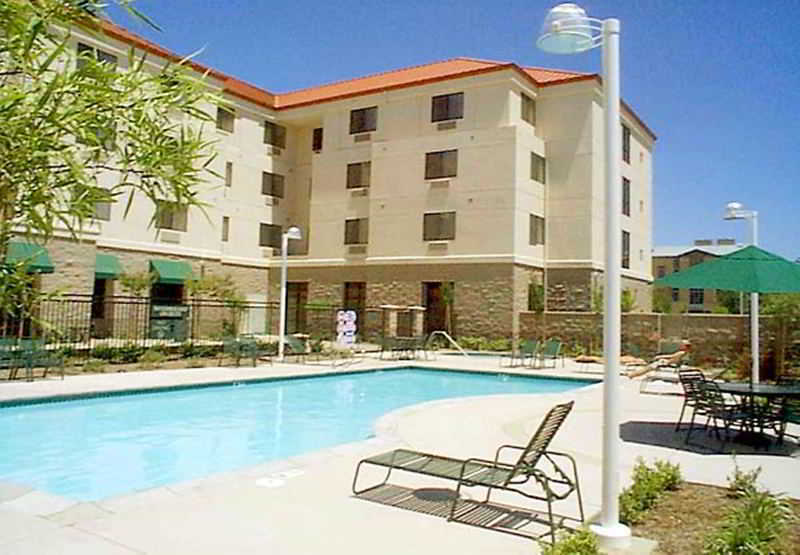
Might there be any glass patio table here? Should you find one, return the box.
[715,382,800,445]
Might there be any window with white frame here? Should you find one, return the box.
[431,92,464,122]
[344,218,369,245]
[349,106,377,134]
[423,212,456,241]
[531,152,546,184]
[425,150,457,180]
[529,214,545,246]
[346,161,371,189]
[521,93,536,126]
[262,172,285,198]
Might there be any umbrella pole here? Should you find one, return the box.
[751,292,759,384]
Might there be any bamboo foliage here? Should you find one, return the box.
[0,0,220,316]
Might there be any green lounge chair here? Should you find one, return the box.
[18,339,64,381]
[535,339,563,369]
[352,401,583,544]
[1,338,20,380]
[501,339,539,368]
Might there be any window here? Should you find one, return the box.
[77,42,118,69]
[344,218,369,245]
[529,214,546,246]
[673,258,680,272]
[216,107,235,133]
[531,153,546,184]
[155,202,188,232]
[225,162,233,187]
[93,201,111,221]
[431,92,464,122]
[672,288,680,302]
[657,265,666,278]
[312,127,323,152]
[622,177,631,216]
[264,121,286,148]
[346,161,371,189]
[221,216,229,242]
[689,288,705,305]
[343,282,366,313]
[262,172,285,198]
[349,106,377,134]
[423,212,456,241]
[622,123,631,163]
[259,223,282,248]
[521,93,536,126]
[622,230,630,269]
[425,150,458,180]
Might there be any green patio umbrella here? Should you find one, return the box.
[654,246,800,293]
[654,245,800,383]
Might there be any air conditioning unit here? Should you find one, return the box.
[261,248,273,258]
[264,196,280,206]
[437,121,457,131]
[428,180,450,188]
[350,188,369,198]
[159,231,181,244]
[353,133,371,143]
[268,146,282,156]
[347,245,367,255]
[427,241,449,250]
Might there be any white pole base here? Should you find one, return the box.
[590,522,631,551]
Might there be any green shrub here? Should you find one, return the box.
[704,489,794,554]
[542,528,599,555]
[90,345,117,361]
[487,338,511,352]
[185,357,206,368]
[82,358,107,373]
[138,348,167,369]
[619,458,682,524]
[117,343,146,363]
[180,342,219,359]
[727,460,761,498]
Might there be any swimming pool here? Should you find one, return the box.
[0,368,592,501]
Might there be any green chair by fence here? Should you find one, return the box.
[352,401,583,545]
[219,336,243,367]
[536,339,563,369]
[284,335,311,362]
[1,338,20,380]
[501,339,539,368]
[18,338,64,381]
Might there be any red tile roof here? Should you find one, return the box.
[93,20,654,139]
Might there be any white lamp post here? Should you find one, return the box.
[724,201,759,384]
[278,226,302,362]
[538,3,629,548]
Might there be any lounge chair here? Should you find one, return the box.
[17,339,64,381]
[773,377,800,444]
[500,339,539,368]
[352,401,583,544]
[1,338,20,380]
[535,339,563,369]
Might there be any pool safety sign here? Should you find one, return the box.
[336,310,357,346]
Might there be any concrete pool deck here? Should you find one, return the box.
[0,355,797,554]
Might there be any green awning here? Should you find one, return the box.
[150,259,194,284]
[5,242,55,274]
[95,254,123,279]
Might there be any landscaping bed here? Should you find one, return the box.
[632,482,800,554]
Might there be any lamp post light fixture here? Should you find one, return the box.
[538,3,629,548]
[724,201,759,384]
[278,226,302,362]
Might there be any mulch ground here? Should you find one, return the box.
[632,482,800,554]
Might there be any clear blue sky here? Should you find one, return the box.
[109,1,799,260]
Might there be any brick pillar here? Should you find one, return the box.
[380,305,402,337]
[408,305,426,337]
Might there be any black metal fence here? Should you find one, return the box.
[0,295,386,358]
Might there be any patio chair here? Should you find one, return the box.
[535,339,563,369]
[352,401,583,545]
[675,369,708,436]
[500,339,539,368]
[218,336,243,367]
[283,335,311,362]
[698,381,752,443]
[773,377,800,444]
[18,339,64,381]
[1,338,20,380]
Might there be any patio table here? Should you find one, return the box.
[715,382,800,445]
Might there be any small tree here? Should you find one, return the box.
[1,0,218,320]
[119,271,156,297]
[528,282,544,313]
[652,288,672,314]
[621,289,637,313]
[762,293,800,376]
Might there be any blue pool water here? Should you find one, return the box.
[0,368,591,501]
